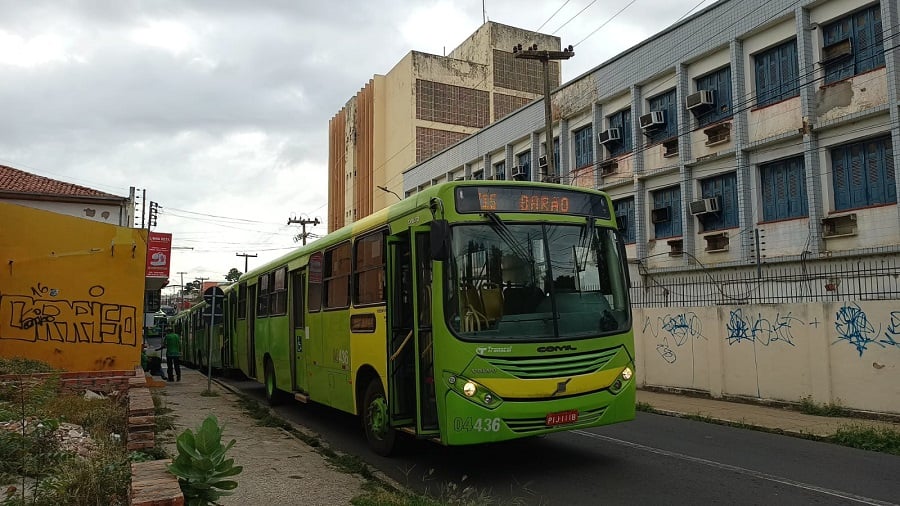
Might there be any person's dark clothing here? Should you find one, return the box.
[157,331,182,382]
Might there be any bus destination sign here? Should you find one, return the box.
[455,186,610,218]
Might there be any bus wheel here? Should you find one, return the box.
[363,379,395,456]
[264,359,282,405]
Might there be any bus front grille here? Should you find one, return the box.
[482,347,620,379]
[504,406,607,433]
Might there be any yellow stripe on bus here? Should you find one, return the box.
[476,367,624,398]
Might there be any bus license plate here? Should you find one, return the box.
[545,410,579,426]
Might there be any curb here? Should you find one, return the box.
[645,407,829,441]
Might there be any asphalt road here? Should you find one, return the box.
[220,376,900,506]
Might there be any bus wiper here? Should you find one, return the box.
[483,212,532,263]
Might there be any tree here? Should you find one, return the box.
[225,268,242,283]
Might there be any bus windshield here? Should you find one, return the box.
[446,221,630,341]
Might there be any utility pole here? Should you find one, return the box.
[287,216,321,246]
[235,252,257,273]
[513,43,574,183]
[177,271,187,311]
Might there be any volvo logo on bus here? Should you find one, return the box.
[537,345,577,353]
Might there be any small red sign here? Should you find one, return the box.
[146,232,172,278]
[545,410,579,427]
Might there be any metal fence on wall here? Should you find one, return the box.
[630,256,900,307]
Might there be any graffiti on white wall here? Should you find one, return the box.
[725,308,805,347]
[0,283,138,346]
[834,303,900,356]
[642,312,705,363]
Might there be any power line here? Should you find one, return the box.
[536,0,572,32]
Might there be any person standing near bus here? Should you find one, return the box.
[157,326,182,382]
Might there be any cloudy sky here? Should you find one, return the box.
[1,0,715,294]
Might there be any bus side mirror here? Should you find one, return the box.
[431,220,450,261]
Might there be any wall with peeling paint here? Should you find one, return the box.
[635,301,900,414]
[3,199,127,226]
[0,201,146,371]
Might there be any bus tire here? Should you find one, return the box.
[264,358,283,405]
[363,379,395,456]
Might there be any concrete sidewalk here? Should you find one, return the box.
[637,389,900,438]
[155,368,366,506]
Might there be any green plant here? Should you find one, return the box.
[36,440,130,506]
[798,396,847,417]
[167,415,243,506]
[635,401,654,413]
[831,425,900,455]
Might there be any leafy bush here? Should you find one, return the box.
[168,415,243,506]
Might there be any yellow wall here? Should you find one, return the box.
[0,202,146,371]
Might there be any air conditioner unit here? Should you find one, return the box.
[511,166,526,180]
[600,162,618,176]
[689,197,720,215]
[686,90,714,110]
[821,38,853,64]
[651,206,671,223]
[538,156,548,168]
[639,111,665,130]
[598,128,621,145]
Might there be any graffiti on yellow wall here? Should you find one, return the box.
[2,284,138,346]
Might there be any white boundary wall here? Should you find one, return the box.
[634,301,900,414]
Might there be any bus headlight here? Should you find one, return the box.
[444,372,503,408]
[622,367,633,381]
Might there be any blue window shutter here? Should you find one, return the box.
[614,197,636,244]
[724,172,738,228]
[780,40,798,100]
[666,90,677,138]
[790,158,808,217]
[647,90,677,143]
[849,144,866,208]
[653,187,680,238]
[718,67,732,119]
[761,157,807,221]
[762,167,777,220]
[886,141,897,203]
[755,54,771,106]
[832,146,850,210]
[775,164,790,219]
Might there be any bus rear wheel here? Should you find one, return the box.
[363,379,395,456]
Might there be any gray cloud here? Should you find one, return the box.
[0,0,716,280]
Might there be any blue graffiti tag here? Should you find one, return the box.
[880,311,900,350]
[645,313,704,363]
[833,303,882,357]
[726,308,801,346]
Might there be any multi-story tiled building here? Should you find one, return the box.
[402,0,899,302]
[327,21,560,232]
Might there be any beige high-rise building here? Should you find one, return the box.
[327,21,560,232]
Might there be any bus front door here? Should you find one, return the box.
[387,227,439,436]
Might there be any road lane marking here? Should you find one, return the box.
[573,430,896,506]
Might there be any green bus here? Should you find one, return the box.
[212,181,634,455]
